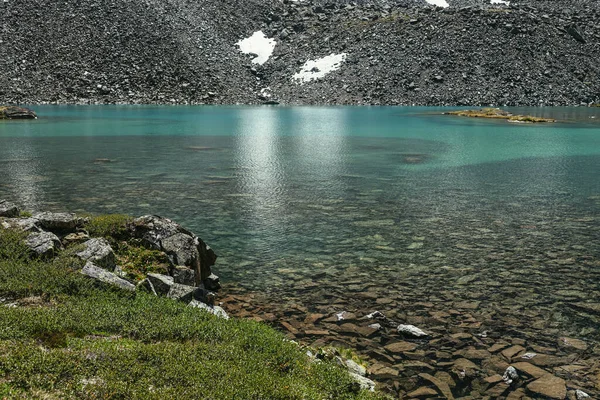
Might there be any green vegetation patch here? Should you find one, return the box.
[115,242,170,282]
[84,214,133,239]
[0,227,385,399]
[445,107,556,123]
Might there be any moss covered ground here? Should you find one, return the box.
[0,226,386,399]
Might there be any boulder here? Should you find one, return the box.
[76,238,116,271]
[0,200,20,217]
[146,273,174,296]
[172,266,196,286]
[166,283,196,303]
[33,212,84,232]
[1,217,40,232]
[0,106,37,119]
[25,231,62,257]
[204,273,221,291]
[81,261,135,292]
[349,372,376,392]
[129,215,217,287]
[188,299,229,319]
[397,324,428,337]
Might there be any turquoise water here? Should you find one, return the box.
[1,106,600,337]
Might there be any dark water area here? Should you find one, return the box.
[1,105,600,395]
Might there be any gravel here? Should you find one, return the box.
[1,0,599,106]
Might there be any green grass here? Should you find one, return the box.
[84,214,133,239]
[0,227,385,399]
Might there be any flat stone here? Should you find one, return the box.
[304,330,330,336]
[458,348,490,360]
[81,261,135,292]
[512,362,549,379]
[384,341,418,354]
[451,358,478,379]
[419,372,454,399]
[33,212,83,232]
[488,342,510,353]
[486,382,510,397]
[407,387,438,398]
[527,375,567,399]
[397,324,428,337]
[528,354,572,368]
[558,337,588,351]
[484,374,504,384]
[371,366,399,378]
[280,321,299,335]
[501,345,526,360]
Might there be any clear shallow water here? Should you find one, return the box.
[1,105,600,338]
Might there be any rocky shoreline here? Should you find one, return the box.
[2,0,599,106]
[2,199,599,398]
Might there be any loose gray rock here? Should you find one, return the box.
[0,200,20,217]
[25,231,61,258]
[397,324,428,337]
[81,261,135,292]
[188,299,229,319]
[1,217,40,232]
[76,238,116,271]
[503,366,519,384]
[349,372,376,392]
[146,273,174,296]
[33,212,83,232]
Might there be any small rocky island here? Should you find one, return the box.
[0,106,37,119]
[444,108,556,123]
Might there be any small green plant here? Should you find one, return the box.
[84,214,133,239]
[114,241,170,282]
[19,211,33,218]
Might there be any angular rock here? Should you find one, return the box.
[384,341,418,354]
[130,215,217,285]
[502,366,519,384]
[452,358,478,380]
[397,324,428,337]
[511,362,549,379]
[166,283,195,303]
[408,387,438,398]
[76,238,116,271]
[558,337,588,351]
[188,299,229,319]
[501,345,526,360]
[0,200,20,217]
[146,273,174,296]
[136,278,158,296]
[566,24,586,43]
[526,375,566,400]
[25,231,62,257]
[204,273,221,291]
[349,372,375,392]
[33,212,83,232]
[81,261,135,291]
[419,373,454,400]
[62,232,90,245]
[172,266,196,286]
[1,217,40,232]
[343,359,366,376]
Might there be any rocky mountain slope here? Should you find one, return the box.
[1,0,599,105]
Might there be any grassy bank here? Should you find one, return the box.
[0,227,384,399]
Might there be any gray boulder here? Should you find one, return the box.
[81,261,135,292]
[1,217,40,232]
[76,238,116,271]
[0,106,37,119]
[172,266,196,286]
[129,215,217,287]
[166,283,196,303]
[188,299,229,319]
[33,212,84,232]
[0,200,20,217]
[146,273,174,296]
[26,231,62,257]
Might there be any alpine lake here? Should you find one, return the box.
[1,105,600,397]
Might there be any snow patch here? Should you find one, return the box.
[425,0,449,8]
[491,0,510,4]
[292,53,347,83]
[236,31,276,65]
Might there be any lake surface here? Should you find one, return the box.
[1,105,600,341]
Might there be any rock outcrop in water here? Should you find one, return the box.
[0,204,227,318]
[1,0,599,106]
[0,106,37,119]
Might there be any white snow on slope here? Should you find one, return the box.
[491,0,510,4]
[292,53,347,83]
[425,0,449,8]
[236,31,276,65]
